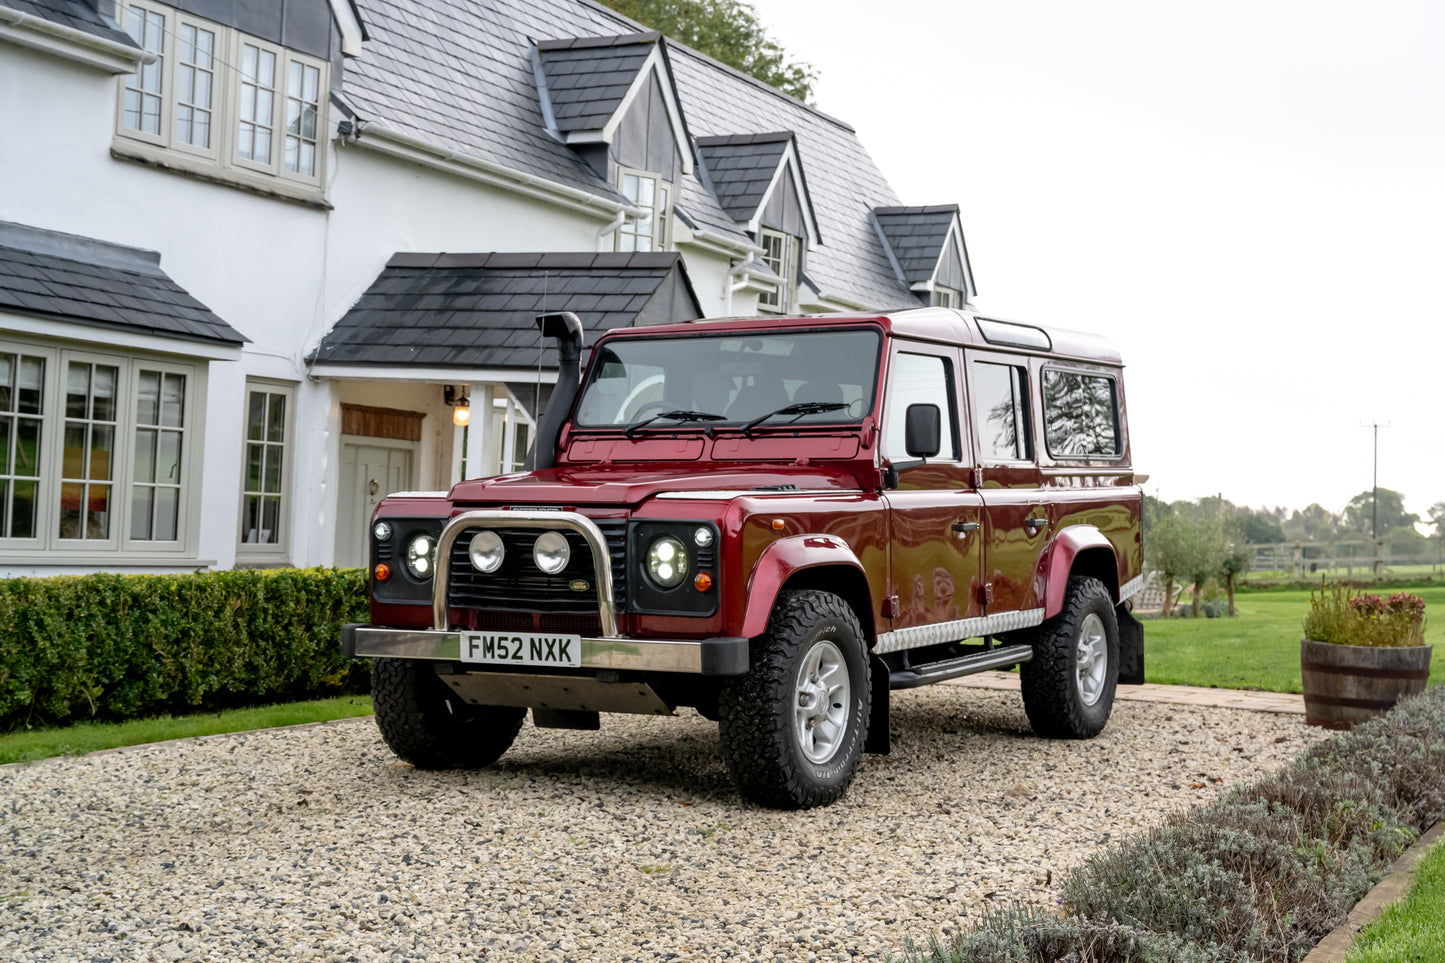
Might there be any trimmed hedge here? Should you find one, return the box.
[0,568,369,731]
[906,684,1445,963]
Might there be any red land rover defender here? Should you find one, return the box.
[343,308,1145,808]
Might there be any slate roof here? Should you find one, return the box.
[3,0,139,48]
[341,0,923,308]
[536,32,658,133]
[873,205,960,286]
[311,252,702,368]
[696,132,792,223]
[0,221,245,345]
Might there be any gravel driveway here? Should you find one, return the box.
[0,684,1326,962]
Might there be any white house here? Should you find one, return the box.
[0,0,977,575]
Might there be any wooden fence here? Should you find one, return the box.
[1246,539,1444,581]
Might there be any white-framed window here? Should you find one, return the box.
[0,338,203,560]
[237,380,295,558]
[757,228,798,313]
[616,169,671,252]
[933,286,961,308]
[114,0,328,190]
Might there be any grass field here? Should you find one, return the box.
[1144,586,1445,693]
[1343,836,1445,963]
[0,695,373,766]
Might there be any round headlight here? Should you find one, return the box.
[468,530,504,573]
[533,531,571,575]
[646,535,689,589]
[373,521,392,542]
[693,526,714,548]
[405,534,435,580]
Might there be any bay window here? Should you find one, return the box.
[0,339,203,560]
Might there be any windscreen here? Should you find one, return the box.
[573,329,882,428]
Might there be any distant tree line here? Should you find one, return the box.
[1143,491,1444,618]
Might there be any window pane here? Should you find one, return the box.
[161,373,185,427]
[154,487,179,541]
[12,480,36,539]
[0,419,8,475]
[265,393,285,442]
[157,430,181,483]
[1042,370,1120,457]
[89,425,114,481]
[262,445,282,493]
[885,353,956,462]
[18,358,42,414]
[92,365,117,422]
[242,494,261,543]
[288,61,302,98]
[247,391,266,441]
[133,427,157,483]
[136,370,160,426]
[973,362,1030,461]
[254,127,272,165]
[623,174,639,200]
[66,364,89,418]
[261,496,280,543]
[246,444,263,491]
[16,418,40,476]
[131,486,154,540]
[63,423,86,478]
[303,64,319,102]
[58,482,83,538]
[87,484,111,538]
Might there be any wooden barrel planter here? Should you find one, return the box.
[1300,638,1433,729]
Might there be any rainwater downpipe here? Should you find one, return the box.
[725,253,762,315]
[596,209,627,252]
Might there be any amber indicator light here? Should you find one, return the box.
[694,572,713,592]
[374,562,392,582]
[771,518,785,531]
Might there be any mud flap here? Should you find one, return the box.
[1117,605,1145,685]
[865,655,891,754]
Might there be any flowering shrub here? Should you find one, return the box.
[1303,581,1428,648]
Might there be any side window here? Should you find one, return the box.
[884,352,958,462]
[971,361,1032,461]
[238,380,295,556]
[1042,369,1121,458]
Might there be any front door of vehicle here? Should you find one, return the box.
[966,353,1047,615]
[881,346,985,638]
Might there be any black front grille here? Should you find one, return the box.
[447,521,627,615]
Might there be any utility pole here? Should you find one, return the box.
[1359,422,1389,539]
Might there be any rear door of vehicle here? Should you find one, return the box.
[880,342,985,637]
[964,350,1047,616]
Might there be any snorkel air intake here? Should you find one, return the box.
[526,311,584,471]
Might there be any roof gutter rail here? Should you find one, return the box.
[0,7,153,73]
[353,123,645,223]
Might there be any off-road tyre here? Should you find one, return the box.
[717,590,870,809]
[371,658,526,769]
[1020,576,1119,739]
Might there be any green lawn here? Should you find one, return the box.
[1344,836,1445,963]
[0,695,373,766]
[1144,586,1445,693]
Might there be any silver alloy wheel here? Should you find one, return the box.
[794,639,850,764]
[1075,612,1108,706]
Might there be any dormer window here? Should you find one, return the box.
[757,229,797,313]
[113,0,329,196]
[617,169,671,252]
[933,286,961,308]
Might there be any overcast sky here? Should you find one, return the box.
[752,0,1444,523]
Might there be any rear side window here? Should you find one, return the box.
[972,361,1032,461]
[1042,369,1121,458]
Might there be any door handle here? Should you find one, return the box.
[1024,517,1048,531]
[952,521,980,535]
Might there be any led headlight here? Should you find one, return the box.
[533,531,571,575]
[373,521,392,542]
[693,526,714,548]
[468,530,504,573]
[646,535,689,589]
[405,534,436,580]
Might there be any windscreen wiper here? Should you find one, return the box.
[741,401,850,437]
[624,409,726,439]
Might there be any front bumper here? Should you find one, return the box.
[343,624,748,676]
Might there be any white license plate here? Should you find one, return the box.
[459,632,583,668]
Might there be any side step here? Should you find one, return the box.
[889,644,1033,690]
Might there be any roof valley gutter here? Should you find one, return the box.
[0,7,154,71]
[352,123,645,222]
